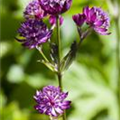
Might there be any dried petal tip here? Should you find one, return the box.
[34,85,71,117]
[17,19,52,49]
[24,0,47,19]
[39,0,72,15]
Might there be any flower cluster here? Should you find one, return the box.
[17,0,72,49]
[73,6,110,35]
[34,85,71,117]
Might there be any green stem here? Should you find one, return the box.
[38,47,49,62]
[58,73,63,90]
[56,16,67,120]
[115,18,120,120]
[56,15,61,69]
[57,73,66,120]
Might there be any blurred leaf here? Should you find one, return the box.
[1,15,20,40]
[0,91,7,111]
[29,114,49,120]
[25,73,53,88]
[91,109,109,120]
[7,65,24,83]
[9,83,35,108]
[63,62,118,120]
[0,41,12,58]
[1,102,29,120]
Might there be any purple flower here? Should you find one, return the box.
[17,19,52,49]
[39,0,72,15]
[83,6,110,35]
[24,0,47,19]
[72,14,86,27]
[73,6,110,35]
[34,85,71,117]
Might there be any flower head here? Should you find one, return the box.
[39,0,72,15]
[34,85,71,117]
[73,6,110,35]
[17,19,52,49]
[83,6,110,35]
[24,0,47,19]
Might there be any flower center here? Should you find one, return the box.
[50,99,55,106]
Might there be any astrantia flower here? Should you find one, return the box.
[83,6,110,35]
[17,19,52,49]
[24,0,47,19]
[39,0,72,15]
[73,6,110,35]
[34,85,71,117]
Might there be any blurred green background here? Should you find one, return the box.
[0,0,120,120]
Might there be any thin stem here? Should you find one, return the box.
[77,27,92,48]
[58,73,62,90]
[36,47,49,62]
[57,73,66,120]
[56,16,67,120]
[40,50,49,62]
[115,18,120,120]
[56,15,61,70]
[56,15,62,90]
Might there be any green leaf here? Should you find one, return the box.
[50,43,58,64]
[60,41,77,71]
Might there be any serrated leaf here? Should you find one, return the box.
[50,43,58,64]
[60,41,77,71]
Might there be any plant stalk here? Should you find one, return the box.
[39,49,49,62]
[56,15,61,70]
[56,15,67,120]
[36,46,49,62]
[115,17,120,120]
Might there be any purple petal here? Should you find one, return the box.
[51,108,57,117]
[94,27,110,35]
[55,107,63,114]
[72,14,85,26]
[83,6,89,16]
[91,13,96,21]
[94,20,104,26]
